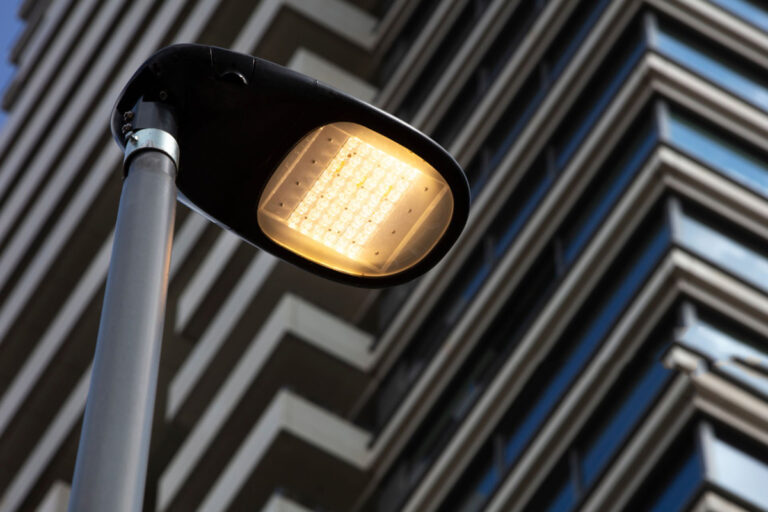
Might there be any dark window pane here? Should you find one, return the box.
[550,26,646,170]
[558,113,657,266]
[710,0,768,32]
[396,0,493,121]
[666,108,768,198]
[625,427,703,512]
[431,1,541,146]
[444,209,671,511]
[654,17,768,112]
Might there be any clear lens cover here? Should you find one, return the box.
[258,122,454,277]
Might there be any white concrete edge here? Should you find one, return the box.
[158,293,373,509]
[651,0,768,71]
[365,55,655,466]
[691,491,749,512]
[375,0,469,109]
[0,233,112,440]
[175,231,241,332]
[0,204,210,445]
[0,0,102,161]
[490,245,768,511]
[667,336,768,448]
[34,480,70,512]
[287,48,378,102]
[362,38,768,461]
[0,2,232,500]
[487,268,680,512]
[13,0,74,83]
[0,0,154,242]
[391,0,517,119]
[355,0,645,397]
[399,149,768,511]
[167,251,278,419]
[0,145,116,344]
[0,364,91,512]
[0,0,202,323]
[197,389,370,512]
[451,0,641,162]
[233,0,377,54]
[169,213,210,278]
[260,494,312,512]
[581,375,695,512]
[417,0,573,134]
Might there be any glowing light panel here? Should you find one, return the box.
[258,122,454,277]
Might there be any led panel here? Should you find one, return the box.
[258,122,454,277]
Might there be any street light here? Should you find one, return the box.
[68,44,469,511]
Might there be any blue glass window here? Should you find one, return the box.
[543,0,611,80]
[376,0,442,86]
[680,318,768,364]
[653,21,768,112]
[465,76,546,195]
[666,109,768,197]
[431,1,543,146]
[465,0,626,192]
[442,211,671,511]
[527,313,676,512]
[709,0,768,37]
[558,116,657,265]
[551,30,646,169]
[678,210,768,293]
[648,451,703,512]
[625,429,704,512]
[396,0,493,121]
[706,425,768,510]
[579,348,670,485]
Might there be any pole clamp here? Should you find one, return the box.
[124,128,180,171]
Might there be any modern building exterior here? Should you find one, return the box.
[1,0,768,511]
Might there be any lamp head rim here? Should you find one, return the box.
[111,44,469,287]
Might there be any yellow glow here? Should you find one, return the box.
[258,122,454,277]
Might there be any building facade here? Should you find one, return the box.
[1,0,768,511]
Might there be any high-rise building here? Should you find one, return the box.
[1,0,768,511]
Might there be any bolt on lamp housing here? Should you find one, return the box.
[111,44,469,286]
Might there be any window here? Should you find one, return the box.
[431,1,542,146]
[557,114,657,265]
[710,0,768,32]
[396,0,493,121]
[550,27,646,170]
[376,0,443,86]
[665,108,768,198]
[441,210,671,511]
[652,18,768,112]
[676,202,768,293]
[704,423,768,510]
[527,311,678,511]
[625,427,703,512]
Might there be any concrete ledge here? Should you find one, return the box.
[166,253,371,423]
[160,294,372,510]
[691,491,749,512]
[261,494,312,512]
[188,390,370,512]
[287,48,378,102]
[34,481,69,512]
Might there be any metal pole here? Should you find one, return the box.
[69,147,177,512]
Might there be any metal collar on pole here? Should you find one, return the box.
[124,128,181,171]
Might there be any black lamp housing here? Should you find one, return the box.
[111,44,469,287]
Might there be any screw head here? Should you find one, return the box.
[121,123,132,134]
[122,111,134,121]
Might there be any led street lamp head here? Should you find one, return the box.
[111,44,469,286]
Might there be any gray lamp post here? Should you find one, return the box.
[68,44,469,512]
